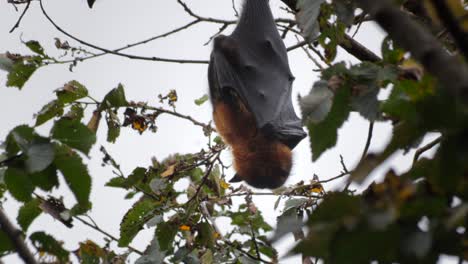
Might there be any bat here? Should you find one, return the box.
[208,0,306,189]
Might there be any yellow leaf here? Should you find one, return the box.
[220,179,230,189]
[161,165,176,178]
[213,232,220,239]
[179,225,191,231]
[310,187,323,193]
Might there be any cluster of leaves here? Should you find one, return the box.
[295,0,468,263]
[1,40,315,262]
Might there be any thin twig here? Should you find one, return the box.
[0,208,38,264]
[74,216,144,255]
[54,20,202,65]
[9,0,31,33]
[39,0,208,64]
[360,121,374,161]
[185,154,218,204]
[412,136,442,165]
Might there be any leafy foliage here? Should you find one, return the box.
[1,1,468,264]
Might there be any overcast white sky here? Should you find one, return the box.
[0,0,458,263]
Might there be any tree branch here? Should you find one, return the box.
[279,0,381,62]
[0,208,38,264]
[430,0,468,62]
[38,0,208,64]
[9,0,31,33]
[354,0,468,101]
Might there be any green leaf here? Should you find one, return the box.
[119,199,156,247]
[0,230,14,254]
[52,118,96,155]
[200,249,213,264]
[64,104,84,121]
[25,41,46,56]
[309,192,360,224]
[30,165,58,191]
[300,80,333,123]
[55,80,88,104]
[351,85,380,121]
[54,144,91,208]
[35,100,64,126]
[156,222,177,252]
[106,113,120,143]
[195,222,215,249]
[4,167,34,202]
[105,177,127,189]
[135,235,166,264]
[6,60,38,89]
[17,198,42,231]
[124,167,146,188]
[30,232,69,262]
[100,84,128,110]
[24,140,55,173]
[5,125,34,155]
[194,94,209,106]
[296,0,325,40]
[306,85,351,161]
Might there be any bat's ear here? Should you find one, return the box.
[229,173,243,183]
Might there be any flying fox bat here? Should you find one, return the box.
[208,0,306,189]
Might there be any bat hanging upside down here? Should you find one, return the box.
[208,0,306,189]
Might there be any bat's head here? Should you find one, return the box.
[231,140,293,189]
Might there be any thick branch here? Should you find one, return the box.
[354,0,468,101]
[431,0,468,62]
[279,0,381,62]
[0,208,38,264]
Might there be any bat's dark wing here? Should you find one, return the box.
[208,0,306,149]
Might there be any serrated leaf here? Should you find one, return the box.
[5,125,34,156]
[106,114,120,143]
[156,222,177,251]
[271,209,303,242]
[17,199,42,231]
[4,167,34,202]
[55,80,88,104]
[52,118,96,155]
[194,94,209,106]
[100,84,128,110]
[300,80,334,123]
[195,222,215,250]
[351,85,380,121]
[136,235,165,264]
[30,165,58,191]
[54,144,91,208]
[306,86,351,161]
[105,177,127,189]
[119,199,156,247]
[64,104,84,121]
[6,60,38,89]
[124,167,146,188]
[35,100,64,126]
[25,141,55,173]
[25,40,46,56]
[296,0,325,40]
[30,232,69,262]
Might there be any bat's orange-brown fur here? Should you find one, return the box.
[213,98,292,189]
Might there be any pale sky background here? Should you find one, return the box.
[0,0,460,263]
